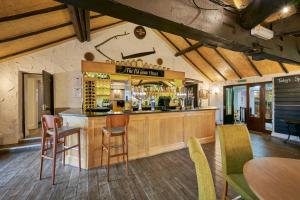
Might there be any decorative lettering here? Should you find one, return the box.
[116,66,164,77]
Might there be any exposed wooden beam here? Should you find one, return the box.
[273,14,300,36]
[68,5,90,42]
[0,35,75,61]
[0,5,67,22]
[158,31,213,82]
[214,49,242,79]
[0,15,104,44]
[55,0,300,65]
[0,21,124,62]
[184,38,227,81]
[243,54,263,77]
[174,42,203,57]
[278,62,289,74]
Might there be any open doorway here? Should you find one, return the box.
[23,73,43,138]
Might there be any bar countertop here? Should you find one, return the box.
[59,107,218,117]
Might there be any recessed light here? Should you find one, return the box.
[282,6,290,14]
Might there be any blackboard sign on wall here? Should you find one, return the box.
[274,74,300,135]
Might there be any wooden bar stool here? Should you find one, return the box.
[39,115,81,185]
[100,114,129,181]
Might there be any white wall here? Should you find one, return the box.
[0,22,210,145]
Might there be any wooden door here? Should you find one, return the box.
[247,84,265,132]
[223,86,234,124]
[42,70,54,115]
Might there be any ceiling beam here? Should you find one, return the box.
[0,5,67,23]
[214,49,242,79]
[158,31,213,82]
[184,38,227,81]
[55,0,300,65]
[243,54,263,77]
[68,5,90,42]
[0,21,124,62]
[174,42,203,57]
[0,15,104,44]
[239,0,296,29]
[278,62,289,74]
[272,14,300,36]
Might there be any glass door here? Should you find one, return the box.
[265,83,273,132]
[247,84,264,132]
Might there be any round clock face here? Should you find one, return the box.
[134,26,146,39]
[84,52,95,61]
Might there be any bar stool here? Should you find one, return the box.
[100,114,129,181]
[39,115,81,185]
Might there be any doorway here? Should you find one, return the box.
[224,82,273,133]
[23,73,43,138]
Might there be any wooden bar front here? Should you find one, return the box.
[62,109,216,169]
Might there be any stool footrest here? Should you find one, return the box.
[41,155,53,160]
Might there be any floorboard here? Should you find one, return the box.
[0,133,299,200]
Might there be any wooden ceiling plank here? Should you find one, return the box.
[243,54,263,76]
[184,38,227,81]
[0,5,67,23]
[214,48,242,79]
[158,31,213,82]
[278,62,289,74]
[90,20,124,32]
[0,35,75,61]
[174,42,203,57]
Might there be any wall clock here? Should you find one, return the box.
[134,26,146,39]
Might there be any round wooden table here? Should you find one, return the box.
[243,157,300,200]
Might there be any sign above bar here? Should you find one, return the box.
[116,66,164,77]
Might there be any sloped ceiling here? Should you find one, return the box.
[1,0,300,82]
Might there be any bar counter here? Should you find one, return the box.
[60,107,217,169]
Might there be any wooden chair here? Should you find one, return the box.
[187,137,216,200]
[218,124,258,200]
[39,115,81,185]
[100,114,129,181]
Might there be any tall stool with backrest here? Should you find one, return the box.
[188,137,216,200]
[39,115,81,185]
[218,124,258,200]
[100,114,129,181]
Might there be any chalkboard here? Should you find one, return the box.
[274,74,300,135]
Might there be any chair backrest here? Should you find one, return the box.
[41,115,61,136]
[106,114,129,129]
[188,137,216,200]
[218,124,253,175]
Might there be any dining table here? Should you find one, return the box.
[243,157,300,200]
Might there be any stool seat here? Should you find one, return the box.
[47,126,81,138]
[102,127,126,135]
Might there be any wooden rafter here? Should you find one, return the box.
[214,49,242,79]
[68,5,90,42]
[0,21,124,62]
[184,38,227,81]
[0,5,67,23]
[278,62,289,74]
[174,42,202,57]
[0,15,104,44]
[243,54,263,77]
[158,31,213,82]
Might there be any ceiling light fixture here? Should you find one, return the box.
[281,6,290,14]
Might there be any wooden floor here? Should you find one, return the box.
[0,133,299,200]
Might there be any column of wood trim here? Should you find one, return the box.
[243,54,263,77]
[184,38,227,81]
[158,31,213,82]
[214,48,242,79]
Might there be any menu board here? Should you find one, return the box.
[274,74,300,134]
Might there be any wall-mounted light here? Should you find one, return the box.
[211,86,220,95]
[281,6,290,14]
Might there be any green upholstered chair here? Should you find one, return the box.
[218,124,258,200]
[188,137,216,200]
